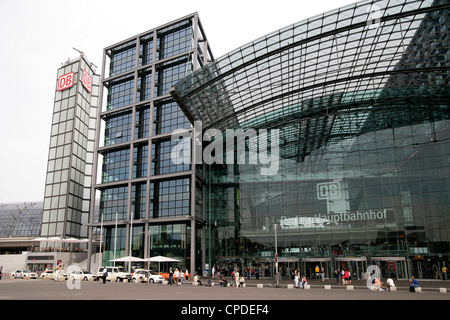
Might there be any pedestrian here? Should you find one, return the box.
[335,268,340,284]
[180,269,184,286]
[315,265,320,281]
[185,269,189,281]
[433,264,439,279]
[246,267,250,280]
[168,267,173,285]
[234,269,240,287]
[409,276,420,292]
[219,275,227,287]
[174,268,180,285]
[442,265,448,280]
[321,267,325,282]
[294,269,299,288]
[212,266,215,279]
[194,273,202,286]
[341,269,345,285]
[0,266,3,280]
[372,277,383,291]
[347,270,352,285]
[231,269,236,287]
[386,278,395,291]
[239,275,245,287]
[101,267,107,284]
[343,269,349,285]
[300,275,307,289]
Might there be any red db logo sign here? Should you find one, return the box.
[82,69,92,93]
[57,72,74,91]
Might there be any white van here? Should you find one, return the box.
[97,267,132,282]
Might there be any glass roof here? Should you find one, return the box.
[0,202,42,237]
[170,0,450,151]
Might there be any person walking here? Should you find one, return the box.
[0,266,3,280]
[294,269,299,288]
[433,264,439,279]
[174,268,180,285]
[101,267,107,284]
[180,269,184,286]
[234,269,240,287]
[168,267,174,285]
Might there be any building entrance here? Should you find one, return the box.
[335,257,368,280]
[301,258,332,280]
[370,257,408,279]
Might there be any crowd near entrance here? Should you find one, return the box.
[211,256,447,281]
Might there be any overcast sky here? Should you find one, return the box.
[0,0,357,203]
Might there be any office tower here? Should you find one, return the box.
[89,13,213,274]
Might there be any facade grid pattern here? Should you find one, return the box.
[170,0,450,279]
[89,13,213,275]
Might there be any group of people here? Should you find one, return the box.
[432,264,448,280]
[217,269,246,287]
[168,267,189,286]
[334,268,352,285]
[293,269,308,288]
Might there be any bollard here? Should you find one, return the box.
[388,287,397,292]
[346,285,354,290]
[304,284,311,290]
[414,287,422,293]
[439,288,447,293]
[192,282,198,286]
[242,284,246,288]
[257,284,264,288]
[162,280,169,285]
[287,284,294,289]
[324,285,331,290]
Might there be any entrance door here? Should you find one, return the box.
[335,258,367,280]
[301,258,332,280]
[370,257,408,279]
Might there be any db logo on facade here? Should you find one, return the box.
[57,72,75,91]
[317,181,341,200]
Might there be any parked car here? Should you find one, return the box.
[13,269,37,279]
[132,270,164,283]
[96,267,132,282]
[69,270,96,281]
[40,270,55,279]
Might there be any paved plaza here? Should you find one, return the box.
[1,277,449,300]
[0,277,447,318]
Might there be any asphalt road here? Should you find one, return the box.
[0,278,447,318]
[1,277,449,300]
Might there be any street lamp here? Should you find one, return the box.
[274,224,279,287]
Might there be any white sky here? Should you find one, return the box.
[0,0,357,203]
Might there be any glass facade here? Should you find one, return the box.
[171,0,450,279]
[90,13,213,273]
[41,55,99,248]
